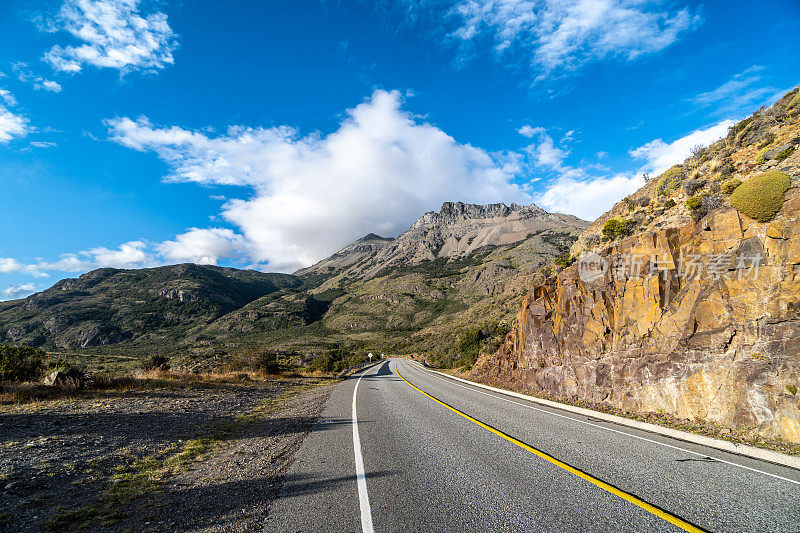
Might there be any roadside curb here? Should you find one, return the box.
[411,361,800,471]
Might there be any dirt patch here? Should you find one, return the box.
[0,376,336,532]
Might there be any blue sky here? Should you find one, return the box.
[0,0,798,299]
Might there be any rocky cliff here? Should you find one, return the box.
[470,87,800,442]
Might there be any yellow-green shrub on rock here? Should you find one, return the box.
[755,148,769,164]
[657,165,683,196]
[721,178,741,195]
[729,171,791,222]
[789,89,800,109]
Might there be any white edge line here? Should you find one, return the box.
[352,368,375,533]
[403,360,800,485]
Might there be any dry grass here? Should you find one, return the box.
[0,368,311,405]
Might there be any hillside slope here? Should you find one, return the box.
[0,203,587,369]
[0,264,301,350]
[470,87,800,442]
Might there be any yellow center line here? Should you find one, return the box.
[394,360,706,533]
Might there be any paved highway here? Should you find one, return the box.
[264,359,800,532]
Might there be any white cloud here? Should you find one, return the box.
[43,0,178,74]
[690,66,787,117]
[35,79,63,93]
[536,172,644,219]
[12,63,62,92]
[518,124,542,137]
[108,89,529,271]
[157,228,250,265]
[629,118,735,175]
[30,141,58,148]
[1,283,38,301]
[0,258,24,273]
[0,89,29,143]
[446,0,699,79]
[0,89,17,106]
[535,117,738,219]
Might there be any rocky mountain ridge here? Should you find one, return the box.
[299,201,587,279]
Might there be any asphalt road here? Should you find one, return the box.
[264,359,800,532]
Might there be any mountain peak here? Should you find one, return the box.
[357,233,392,242]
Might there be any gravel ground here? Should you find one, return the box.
[0,377,336,532]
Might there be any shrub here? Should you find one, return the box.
[248,352,281,374]
[0,345,47,382]
[788,90,800,109]
[729,171,792,222]
[554,253,575,268]
[602,218,635,240]
[728,116,753,141]
[637,197,651,207]
[787,384,798,396]
[664,199,676,208]
[139,355,170,371]
[721,178,742,195]
[755,148,769,164]
[776,146,794,161]
[683,178,707,196]
[685,196,702,211]
[657,166,683,196]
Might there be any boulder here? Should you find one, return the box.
[43,367,86,387]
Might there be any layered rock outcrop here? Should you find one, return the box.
[470,89,800,442]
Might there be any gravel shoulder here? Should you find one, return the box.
[0,376,337,532]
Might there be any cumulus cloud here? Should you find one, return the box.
[399,0,699,80]
[156,228,251,265]
[629,118,735,175]
[0,258,24,273]
[107,89,529,271]
[0,89,29,143]
[536,172,644,219]
[43,0,178,74]
[1,283,38,301]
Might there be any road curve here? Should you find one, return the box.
[264,359,800,532]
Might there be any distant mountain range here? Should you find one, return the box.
[0,202,587,368]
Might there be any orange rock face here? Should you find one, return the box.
[470,191,800,442]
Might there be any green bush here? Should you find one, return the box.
[248,352,281,374]
[554,252,575,268]
[602,218,635,240]
[139,355,170,371]
[729,171,792,222]
[721,178,741,195]
[0,345,47,382]
[728,116,754,139]
[755,148,769,164]
[788,90,800,109]
[657,166,683,196]
[664,198,676,208]
[776,146,794,161]
[685,196,702,211]
[452,322,510,368]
